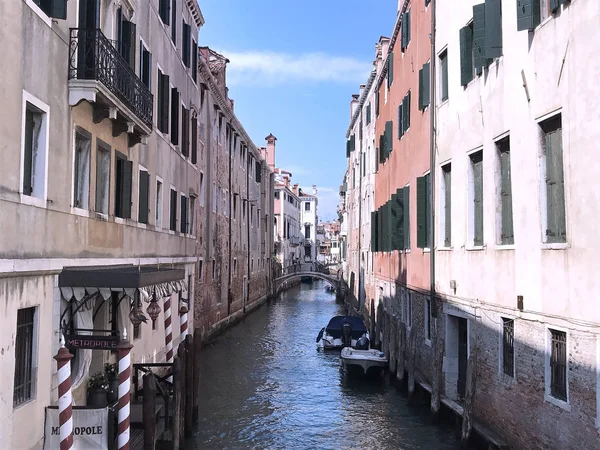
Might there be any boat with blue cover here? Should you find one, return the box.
[316,315,370,350]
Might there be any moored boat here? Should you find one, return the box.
[340,347,388,375]
[316,315,369,350]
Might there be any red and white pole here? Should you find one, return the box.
[163,295,173,363]
[54,335,74,450]
[179,294,189,341]
[117,329,133,450]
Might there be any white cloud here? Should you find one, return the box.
[219,49,371,86]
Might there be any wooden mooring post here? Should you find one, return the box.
[407,327,417,397]
[185,335,194,437]
[193,333,202,422]
[382,310,390,356]
[143,373,157,450]
[461,346,479,443]
[396,320,406,381]
[177,343,186,444]
[431,331,444,415]
[172,357,182,450]
[389,315,397,376]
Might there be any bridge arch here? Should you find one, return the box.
[274,272,341,298]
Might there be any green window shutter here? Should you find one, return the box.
[122,160,133,219]
[398,104,404,138]
[159,0,170,24]
[395,188,405,250]
[405,91,411,132]
[426,174,431,248]
[423,62,431,108]
[441,53,449,101]
[387,52,394,88]
[417,176,428,248]
[375,89,380,117]
[161,73,170,133]
[182,22,191,67]
[378,206,384,251]
[192,41,198,82]
[391,194,399,249]
[138,170,149,224]
[371,211,377,251]
[191,117,198,164]
[499,149,514,245]
[418,68,424,110]
[171,88,179,145]
[473,4,486,73]
[180,195,187,233]
[121,21,137,70]
[545,129,566,243]
[459,26,474,86]
[385,121,393,157]
[379,135,385,163]
[170,189,177,231]
[472,154,484,246]
[40,0,67,19]
[375,147,379,172]
[403,186,411,249]
[443,167,452,247]
[23,110,34,195]
[366,103,371,125]
[401,13,408,50]
[549,0,560,12]
[516,0,541,31]
[485,0,503,58]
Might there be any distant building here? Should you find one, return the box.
[299,186,319,262]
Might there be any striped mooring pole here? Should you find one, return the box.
[179,295,189,341]
[117,329,134,450]
[54,335,74,450]
[163,294,174,363]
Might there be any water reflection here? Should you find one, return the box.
[188,281,463,450]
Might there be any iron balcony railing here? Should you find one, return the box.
[68,28,153,129]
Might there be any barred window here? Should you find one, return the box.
[550,329,567,401]
[502,318,514,377]
[13,307,37,407]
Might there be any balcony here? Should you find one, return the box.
[68,28,153,146]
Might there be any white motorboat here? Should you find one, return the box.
[316,316,369,350]
[340,347,388,375]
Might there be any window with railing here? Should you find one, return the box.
[550,329,567,401]
[502,318,514,377]
[13,307,37,407]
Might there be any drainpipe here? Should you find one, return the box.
[245,153,251,314]
[429,0,437,317]
[358,142,362,312]
[228,127,233,316]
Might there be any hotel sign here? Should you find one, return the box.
[65,334,119,350]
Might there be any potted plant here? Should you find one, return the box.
[87,371,109,407]
[105,363,119,404]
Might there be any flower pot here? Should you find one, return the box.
[107,379,119,404]
[87,388,108,408]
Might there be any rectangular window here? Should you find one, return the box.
[469,151,484,246]
[170,188,177,231]
[73,129,91,209]
[305,225,311,239]
[497,137,514,245]
[199,173,205,207]
[416,174,431,249]
[138,169,150,224]
[192,40,198,82]
[180,194,187,234]
[171,87,179,145]
[439,49,449,102]
[182,21,191,68]
[159,0,170,25]
[156,179,163,227]
[441,163,451,247]
[181,105,189,156]
[189,196,195,235]
[418,62,431,110]
[305,202,311,211]
[502,318,515,377]
[171,0,177,43]
[212,259,216,280]
[22,100,48,199]
[157,70,170,133]
[540,115,566,243]
[401,9,411,51]
[191,115,197,164]
[255,161,262,183]
[550,329,567,401]
[140,41,151,88]
[13,307,36,407]
[115,154,133,219]
[366,102,371,125]
[95,141,110,214]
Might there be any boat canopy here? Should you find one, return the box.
[325,316,367,339]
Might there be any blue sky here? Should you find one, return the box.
[197,0,397,220]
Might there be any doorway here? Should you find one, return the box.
[445,314,469,401]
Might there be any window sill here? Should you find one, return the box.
[466,246,485,252]
[24,0,52,27]
[541,242,568,250]
[168,230,175,235]
[423,248,431,253]
[437,246,453,252]
[20,194,47,209]
[544,393,571,412]
[495,244,515,251]
[137,223,148,230]
[438,99,449,108]
[13,396,36,411]
[424,338,432,348]
[71,207,90,218]
[114,217,126,225]
[92,211,109,221]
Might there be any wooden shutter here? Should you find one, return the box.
[404,91,411,133]
[181,106,189,156]
[375,88,380,117]
[485,0,503,58]
[418,68,424,110]
[159,0,170,25]
[171,88,179,145]
[161,73,170,133]
[396,188,405,250]
[40,0,67,19]
[375,147,379,172]
[346,139,351,158]
[182,22,191,67]
[387,52,394,88]
[141,46,151,88]
[171,0,177,42]
[366,103,371,125]
[170,190,177,230]
[371,211,378,252]
[423,62,431,108]
[121,21,136,69]
[191,117,198,164]
[23,110,34,195]
[256,161,262,183]
[180,195,187,233]
[545,129,566,242]
[401,11,411,50]
[443,166,452,247]
[499,150,514,244]
[472,154,484,246]
[459,26,474,86]
[386,201,394,252]
[138,170,149,224]
[403,186,410,249]
[391,194,399,250]
[385,121,393,157]
[516,0,541,31]
[398,103,404,139]
[192,41,198,82]
[379,135,385,164]
[441,54,449,101]
[473,4,486,73]
[122,160,133,219]
[416,176,428,248]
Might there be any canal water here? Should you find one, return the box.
[188,281,464,450]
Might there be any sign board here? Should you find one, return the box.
[44,407,109,450]
[65,334,119,350]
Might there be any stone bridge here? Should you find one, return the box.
[273,262,344,299]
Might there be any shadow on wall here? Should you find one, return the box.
[372,283,600,450]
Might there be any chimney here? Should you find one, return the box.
[350,94,359,120]
[312,185,317,196]
[292,184,299,196]
[265,133,277,170]
[359,84,366,98]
